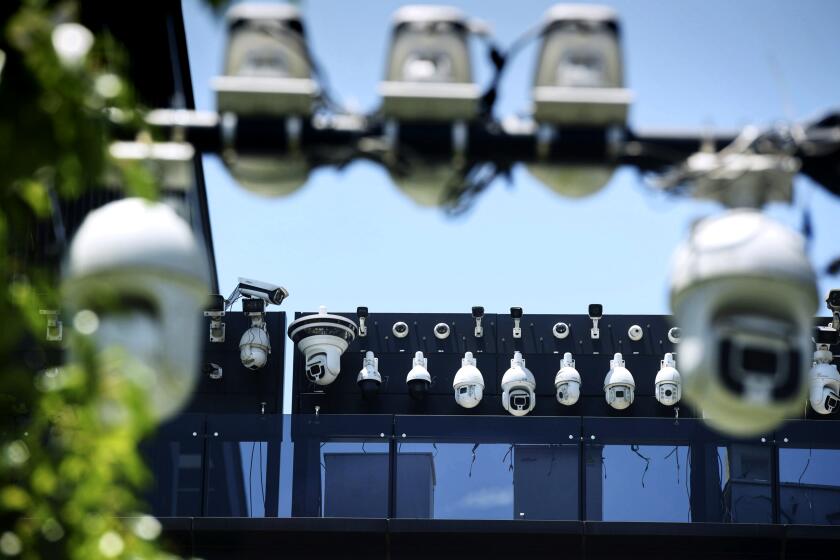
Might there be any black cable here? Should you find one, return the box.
[630,444,651,488]
[259,441,266,513]
[248,441,256,517]
[477,21,546,117]
[502,444,514,472]
[468,443,479,478]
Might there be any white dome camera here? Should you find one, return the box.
[654,353,681,407]
[433,322,451,340]
[604,352,635,410]
[453,351,484,408]
[670,209,818,436]
[809,328,840,415]
[554,352,581,406]
[238,297,271,370]
[668,327,681,344]
[62,198,210,421]
[287,306,357,386]
[628,324,644,342]
[357,351,382,400]
[552,322,570,339]
[406,350,432,400]
[392,321,409,338]
[239,323,271,370]
[501,351,537,417]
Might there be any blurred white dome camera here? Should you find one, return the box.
[604,352,635,410]
[554,352,581,406]
[379,5,483,207]
[357,351,382,400]
[527,5,632,199]
[654,353,681,407]
[670,209,818,436]
[239,297,271,370]
[668,326,681,344]
[407,350,432,400]
[214,3,318,197]
[453,351,484,408]
[501,351,537,416]
[809,326,840,415]
[62,198,210,421]
[287,306,358,386]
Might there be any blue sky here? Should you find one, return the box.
[182,1,840,414]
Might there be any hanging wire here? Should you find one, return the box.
[797,448,815,522]
[432,442,439,458]
[476,20,547,117]
[248,441,256,517]
[468,443,479,478]
[502,444,514,472]
[259,441,266,513]
[547,445,558,477]
[630,444,651,488]
[664,446,681,485]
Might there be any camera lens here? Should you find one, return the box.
[395,324,406,333]
[615,390,624,398]
[436,325,446,334]
[664,389,673,397]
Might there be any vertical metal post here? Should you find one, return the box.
[388,416,398,519]
[199,415,210,516]
[771,439,781,524]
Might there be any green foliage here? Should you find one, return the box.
[0,1,192,558]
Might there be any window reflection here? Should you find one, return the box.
[320,441,390,518]
[207,441,270,517]
[586,445,690,522]
[396,443,578,520]
[780,448,840,525]
[716,444,772,524]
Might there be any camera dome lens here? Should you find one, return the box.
[665,389,673,397]
[436,325,447,334]
[395,324,406,333]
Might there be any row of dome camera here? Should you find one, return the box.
[53,198,838,433]
[351,348,680,416]
[213,3,633,204]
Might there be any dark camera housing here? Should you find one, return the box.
[588,304,603,318]
[242,297,266,313]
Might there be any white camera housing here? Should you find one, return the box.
[809,346,840,415]
[62,198,210,421]
[670,209,818,436]
[554,352,581,406]
[654,353,681,407]
[668,327,681,344]
[236,277,288,305]
[501,351,537,417]
[406,350,432,400]
[392,321,410,338]
[433,322,451,340]
[239,315,271,371]
[453,351,484,408]
[287,306,358,386]
[380,5,480,121]
[628,324,644,342]
[214,4,316,197]
[357,351,382,399]
[604,352,635,410]
[553,322,570,339]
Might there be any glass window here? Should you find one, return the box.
[780,448,840,525]
[207,440,272,517]
[715,444,772,524]
[320,441,390,518]
[396,442,578,520]
[586,444,691,522]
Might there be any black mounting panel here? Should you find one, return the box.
[291,312,838,419]
[186,311,285,414]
